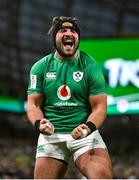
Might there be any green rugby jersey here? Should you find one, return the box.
[27,50,106,133]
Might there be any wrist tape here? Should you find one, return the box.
[34,120,41,133]
[85,121,96,134]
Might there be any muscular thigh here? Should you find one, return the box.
[75,148,112,179]
[34,157,68,179]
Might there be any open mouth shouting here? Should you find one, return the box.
[55,29,79,58]
[62,36,74,50]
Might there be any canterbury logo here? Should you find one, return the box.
[46,72,56,79]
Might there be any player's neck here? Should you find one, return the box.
[55,51,78,61]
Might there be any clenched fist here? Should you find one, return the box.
[39,118,55,135]
[71,124,91,139]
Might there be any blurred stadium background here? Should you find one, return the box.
[0,0,139,178]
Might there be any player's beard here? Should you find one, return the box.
[55,36,79,58]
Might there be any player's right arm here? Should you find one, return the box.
[27,58,54,135]
[27,93,44,126]
[27,93,55,135]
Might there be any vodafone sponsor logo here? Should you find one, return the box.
[54,102,77,107]
[57,85,71,100]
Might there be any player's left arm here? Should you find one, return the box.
[71,93,107,139]
[87,93,107,128]
[86,61,107,132]
[72,60,107,139]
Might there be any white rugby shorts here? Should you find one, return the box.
[36,130,107,163]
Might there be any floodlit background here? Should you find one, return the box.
[0,0,139,178]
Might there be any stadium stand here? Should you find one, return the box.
[0,0,139,178]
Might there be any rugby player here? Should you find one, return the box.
[27,16,112,179]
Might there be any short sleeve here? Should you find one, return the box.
[87,61,106,96]
[27,59,45,94]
